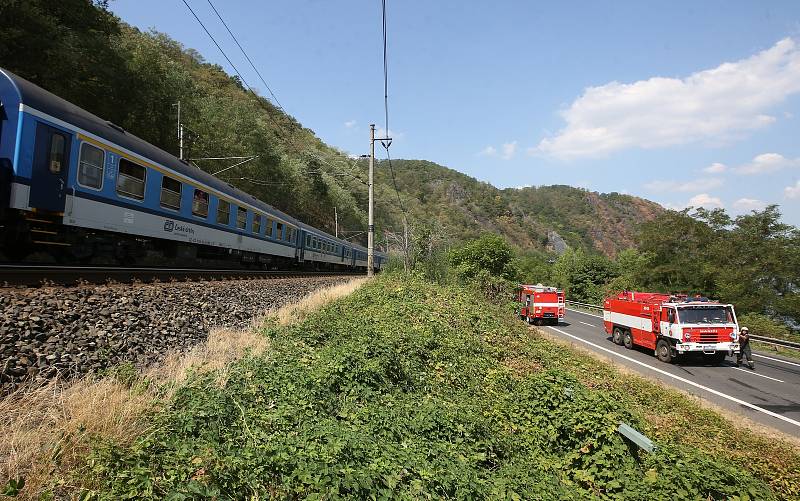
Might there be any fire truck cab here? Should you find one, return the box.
[516,284,565,326]
[603,291,740,364]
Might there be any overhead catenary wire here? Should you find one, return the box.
[180,0,256,96]
[379,0,407,218]
[180,0,365,188]
[205,0,284,111]
[180,0,381,241]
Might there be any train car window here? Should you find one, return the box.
[287,227,295,243]
[216,199,231,225]
[192,189,209,218]
[265,218,273,237]
[77,142,104,189]
[306,234,311,247]
[236,207,247,229]
[160,176,182,210]
[116,158,146,200]
[48,133,66,173]
[276,222,284,240]
[252,213,262,234]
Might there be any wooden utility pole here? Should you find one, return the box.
[335,206,339,239]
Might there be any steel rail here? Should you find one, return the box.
[0,264,363,287]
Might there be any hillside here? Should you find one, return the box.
[0,1,663,257]
[374,159,663,256]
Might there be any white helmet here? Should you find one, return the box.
[741,327,749,333]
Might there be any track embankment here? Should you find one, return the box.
[0,275,352,392]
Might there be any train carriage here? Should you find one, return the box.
[0,68,385,271]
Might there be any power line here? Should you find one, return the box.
[379,0,406,218]
[180,0,256,95]
[180,0,368,194]
[199,0,369,186]
[205,0,284,111]
[382,0,390,137]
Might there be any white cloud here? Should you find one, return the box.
[478,145,497,156]
[703,162,727,174]
[735,153,800,174]
[501,141,518,160]
[785,180,800,199]
[732,198,767,211]
[687,193,724,209]
[344,120,357,129]
[535,38,800,159]
[644,177,723,193]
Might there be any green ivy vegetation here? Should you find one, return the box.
[84,275,783,499]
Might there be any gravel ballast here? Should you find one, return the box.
[0,276,352,392]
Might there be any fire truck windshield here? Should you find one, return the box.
[677,306,732,325]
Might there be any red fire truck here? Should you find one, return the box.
[516,284,565,325]
[603,291,740,364]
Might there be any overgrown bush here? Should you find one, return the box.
[86,275,776,499]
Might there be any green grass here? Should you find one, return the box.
[83,274,796,499]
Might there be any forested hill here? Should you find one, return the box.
[0,0,662,256]
[374,159,663,256]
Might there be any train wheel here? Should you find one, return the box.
[612,327,624,345]
[623,330,633,349]
[656,339,673,363]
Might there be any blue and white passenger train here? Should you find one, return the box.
[0,68,385,271]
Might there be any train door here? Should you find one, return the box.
[298,230,307,263]
[30,123,71,212]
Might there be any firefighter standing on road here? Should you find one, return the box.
[737,327,755,369]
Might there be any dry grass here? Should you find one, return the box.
[0,278,367,499]
[0,377,154,497]
[262,277,368,327]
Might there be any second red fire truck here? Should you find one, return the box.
[603,291,740,364]
[516,284,565,325]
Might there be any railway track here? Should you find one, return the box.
[0,264,363,287]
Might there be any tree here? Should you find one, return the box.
[635,209,717,293]
[449,234,517,281]
[551,248,616,304]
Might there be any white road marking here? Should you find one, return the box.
[731,367,784,383]
[546,326,800,430]
[579,321,595,327]
[753,353,800,368]
[568,308,800,370]
[567,307,603,319]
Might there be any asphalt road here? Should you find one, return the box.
[545,308,800,437]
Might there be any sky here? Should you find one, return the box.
[109,0,800,225]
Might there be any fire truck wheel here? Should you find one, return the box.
[623,330,633,349]
[612,327,624,345]
[656,339,673,363]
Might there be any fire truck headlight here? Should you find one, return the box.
[682,330,691,342]
[730,332,738,340]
